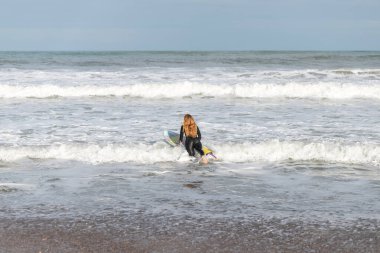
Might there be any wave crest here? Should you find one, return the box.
[1,83,380,100]
[0,140,379,165]
[216,140,380,165]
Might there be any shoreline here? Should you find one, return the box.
[1,215,378,253]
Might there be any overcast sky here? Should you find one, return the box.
[0,0,379,51]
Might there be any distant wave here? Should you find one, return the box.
[0,82,380,100]
[1,140,379,165]
[1,68,380,81]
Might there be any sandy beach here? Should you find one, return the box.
[1,215,379,253]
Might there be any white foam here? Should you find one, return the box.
[0,143,182,164]
[0,140,379,166]
[0,183,35,190]
[1,67,380,100]
[0,82,380,100]
[215,140,380,165]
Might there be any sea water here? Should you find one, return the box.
[0,51,379,225]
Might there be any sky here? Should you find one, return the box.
[0,0,379,51]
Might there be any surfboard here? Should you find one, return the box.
[164,130,216,159]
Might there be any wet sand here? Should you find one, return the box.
[1,215,379,253]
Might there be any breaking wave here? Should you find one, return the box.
[0,140,379,165]
[1,82,380,100]
[215,140,380,165]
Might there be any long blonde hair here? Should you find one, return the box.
[183,114,198,138]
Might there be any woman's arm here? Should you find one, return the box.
[179,125,184,143]
[197,127,201,140]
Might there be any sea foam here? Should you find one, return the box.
[1,140,379,165]
[1,83,380,100]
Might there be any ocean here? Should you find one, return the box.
[0,51,379,252]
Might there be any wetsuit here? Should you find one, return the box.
[179,126,205,156]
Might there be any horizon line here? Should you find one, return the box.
[1,49,379,53]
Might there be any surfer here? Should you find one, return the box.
[179,114,208,163]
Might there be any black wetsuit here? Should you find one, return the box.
[179,126,205,156]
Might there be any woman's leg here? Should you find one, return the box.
[193,141,204,156]
[185,138,195,156]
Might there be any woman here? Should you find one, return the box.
[179,114,208,163]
